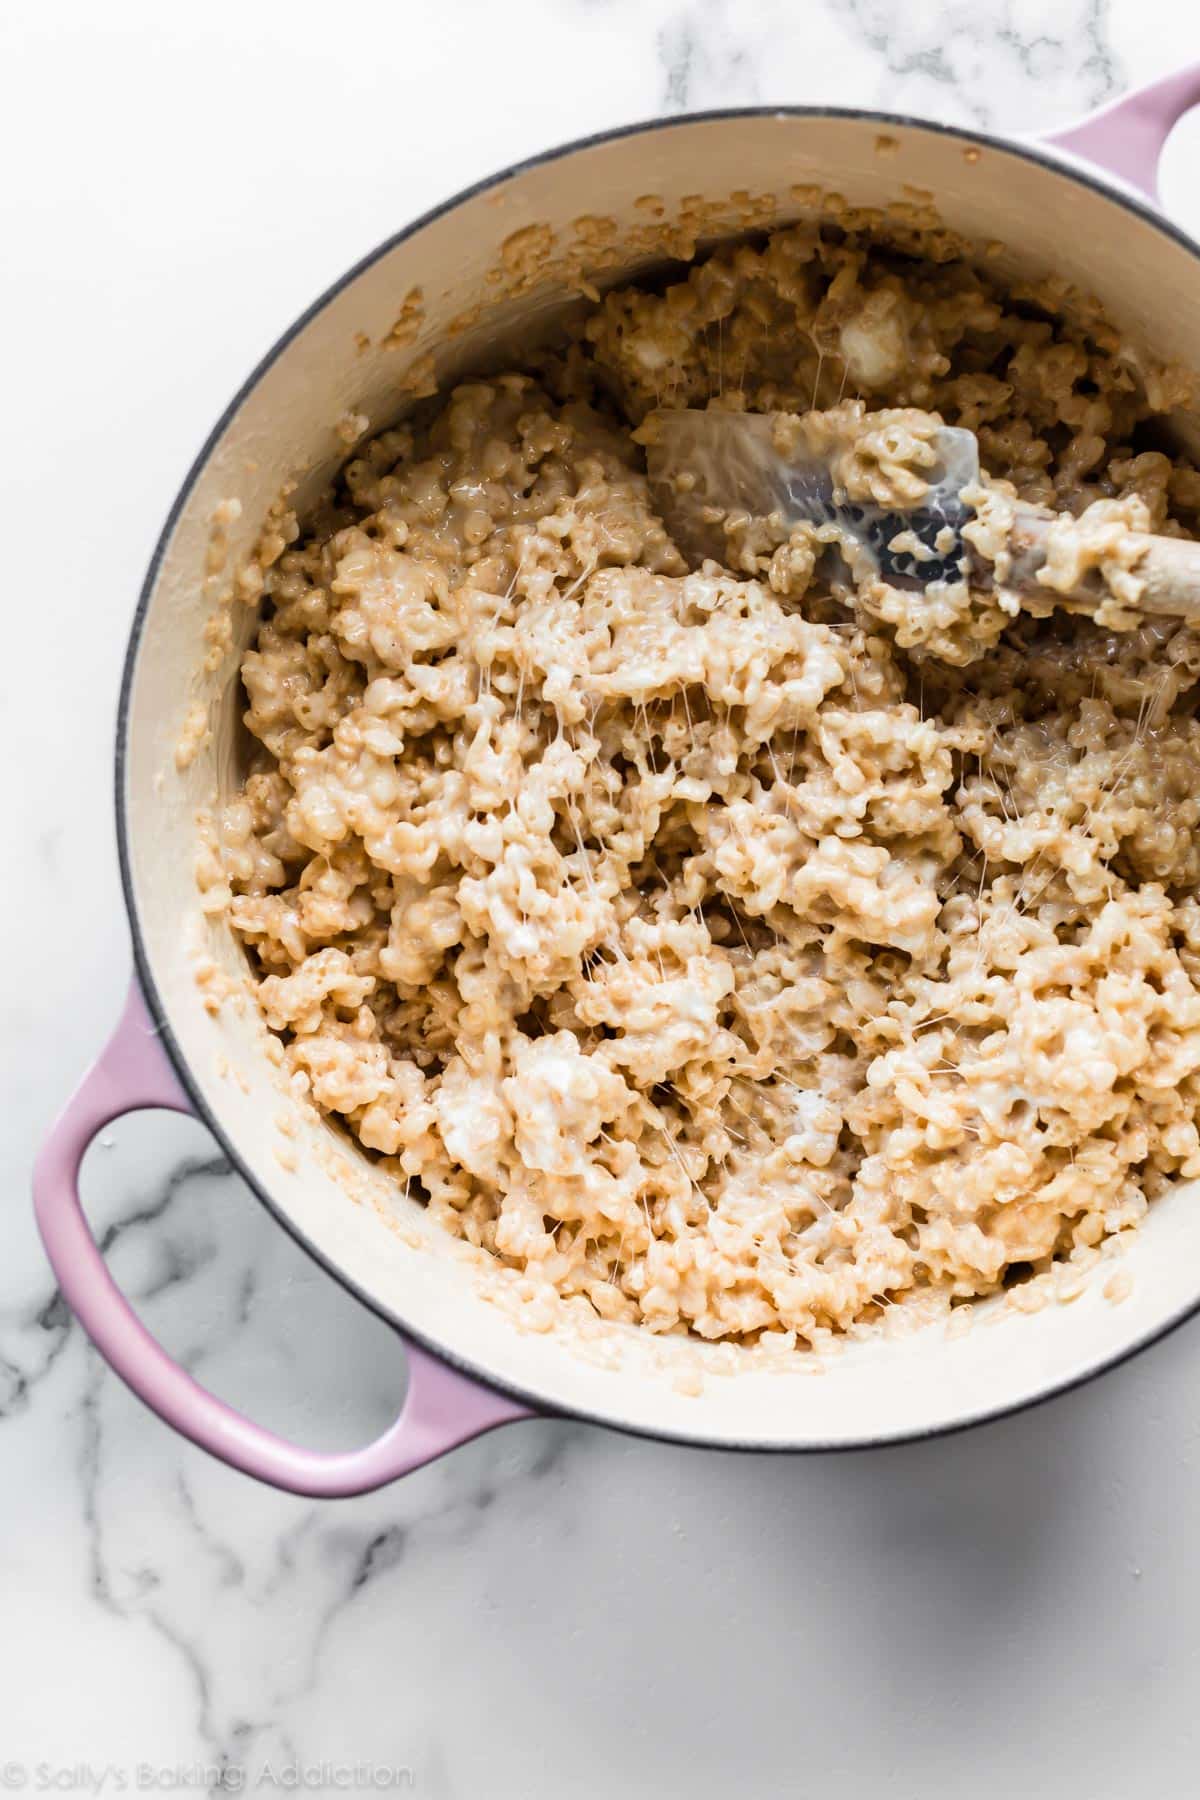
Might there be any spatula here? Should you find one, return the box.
[642,407,1200,620]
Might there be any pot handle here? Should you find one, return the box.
[32,982,532,1497]
[1041,63,1200,203]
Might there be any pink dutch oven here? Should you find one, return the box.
[33,68,1200,1494]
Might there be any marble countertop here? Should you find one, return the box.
[7,1,1200,1793]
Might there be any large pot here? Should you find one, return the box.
[34,68,1200,1494]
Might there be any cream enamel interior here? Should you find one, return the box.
[122,111,1200,1447]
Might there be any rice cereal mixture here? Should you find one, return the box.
[213,220,1200,1348]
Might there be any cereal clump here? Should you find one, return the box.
[216,224,1200,1346]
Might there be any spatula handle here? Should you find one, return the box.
[1008,507,1200,622]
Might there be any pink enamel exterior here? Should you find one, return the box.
[1044,63,1200,201]
[32,984,531,1497]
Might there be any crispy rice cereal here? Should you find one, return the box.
[216,222,1200,1347]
